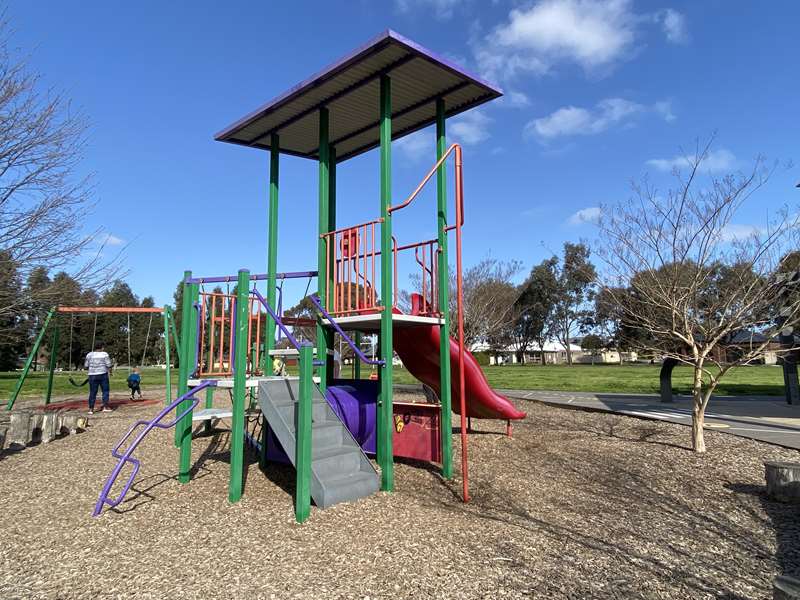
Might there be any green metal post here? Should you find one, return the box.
[316,107,330,393]
[175,271,193,457]
[264,134,280,374]
[163,308,172,406]
[229,269,249,503]
[377,74,394,491]
[436,98,453,479]
[326,146,337,385]
[7,307,56,410]
[178,278,199,470]
[295,344,313,523]
[44,323,60,406]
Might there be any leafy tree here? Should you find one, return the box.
[551,242,597,365]
[512,257,558,364]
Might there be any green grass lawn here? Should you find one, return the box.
[392,363,786,396]
[1,367,169,402]
[4,362,784,404]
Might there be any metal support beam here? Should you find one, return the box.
[163,307,172,406]
[295,344,313,522]
[229,269,249,503]
[45,324,60,406]
[7,307,56,411]
[435,98,453,479]
[265,134,280,373]
[377,74,394,491]
[316,107,330,393]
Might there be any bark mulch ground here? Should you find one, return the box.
[1,390,798,599]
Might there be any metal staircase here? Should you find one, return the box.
[258,377,379,508]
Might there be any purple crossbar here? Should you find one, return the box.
[184,271,317,285]
[250,288,310,352]
[92,380,216,516]
[308,294,385,367]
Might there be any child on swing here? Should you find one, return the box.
[127,367,143,400]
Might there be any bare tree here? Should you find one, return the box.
[596,138,800,452]
[0,18,120,338]
[457,258,520,350]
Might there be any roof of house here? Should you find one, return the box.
[214,30,502,162]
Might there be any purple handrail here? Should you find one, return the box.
[92,380,216,516]
[250,288,325,367]
[308,294,385,366]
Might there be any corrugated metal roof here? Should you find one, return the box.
[214,30,502,162]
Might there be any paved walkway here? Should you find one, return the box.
[502,389,800,450]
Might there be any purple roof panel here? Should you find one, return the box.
[214,30,502,162]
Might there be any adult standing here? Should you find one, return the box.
[85,342,113,414]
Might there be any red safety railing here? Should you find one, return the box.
[392,238,440,315]
[321,219,382,316]
[196,292,267,377]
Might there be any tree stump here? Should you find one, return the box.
[40,412,59,443]
[765,461,800,503]
[0,426,7,454]
[28,413,43,445]
[774,575,800,599]
[8,410,32,446]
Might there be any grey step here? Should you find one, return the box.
[312,446,363,479]
[192,408,233,422]
[275,399,331,425]
[321,470,381,508]
[258,377,379,510]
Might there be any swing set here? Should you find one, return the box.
[6,305,176,411]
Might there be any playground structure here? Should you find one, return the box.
[6,305,176,411]
[94,31,527,522]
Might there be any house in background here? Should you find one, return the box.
[472,341,584,365]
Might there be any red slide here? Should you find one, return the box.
[393,312,526,421]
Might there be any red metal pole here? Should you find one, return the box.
[209,295,217,374]
[454,145,468,503]
[199,294,207,376]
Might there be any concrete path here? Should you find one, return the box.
[501,389,800,450]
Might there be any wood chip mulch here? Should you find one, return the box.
[1,390,798,600]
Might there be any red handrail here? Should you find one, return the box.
[390,142,469,503]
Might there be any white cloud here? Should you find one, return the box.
[525,97,671,141]
[653,100,676,122]
[476,0,638,81]
[396,129,434,163]
[394,0,460,20]
[567,206,601,225]
[96,233,125,246]
[473,0,689,83]
[658,8,689,44]
[497,90,531,108]
[645,149,737,174]
[450,109,492,145]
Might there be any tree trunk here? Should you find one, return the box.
[565,344,572,365]
[692,400,706,452]
[692,364,706,452]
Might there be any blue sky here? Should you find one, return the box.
[7,1,798,307]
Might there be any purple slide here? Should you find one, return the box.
[265,379,378,462]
